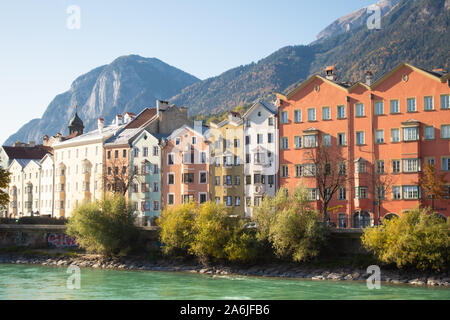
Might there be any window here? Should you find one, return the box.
[356,187,368,199]
[295,165,302,177]
[153,201,160,211]
[377,186,386,200]
[356,160,366,174]
[338,133,346,146]
[338,188,346,200]
[402,127,419,141]
[223,175,232,186]
[307,108,316,121]
[425,126,434,140]
[215,176,220,186]
[402,159,420,173]
[407,98,417,112]
[246,175,251,185]
[443,157,450,171]
[356,103,364,117]
[322,107,331,120]
[199,193,207,204]
[143,147,148,157]
[339,162,346,175]
[256,134,263,144]
[142,183,149,193]
[392,186,401,200]
[235,197,241,206]
[107,150,111,159]
[302,163,316,176]
[254,153,264,165]
[391,128,400,142]
[225,196,232,207]
[268,133,273,143]
[245,135,250,145]
[424,96,434,111]
[441,125,450,139]
[153,182,159,192]
[199,172,207,184]
[425,157,435,166]
[392,160,401,173]
[390,100,400,113]
[234,139,240,148]
[183,173,194,184]
[192,136,197,145]
[153,164,159,174]
[175,137,180,145]
[322,134,331,147]
[281,165,289,178]
[215,197,220,205]
[281,111,288,124]
[294,110,302,123]
[215,157,220,167]
[303,135,318,148]
[294,136,302,149]
[235,175,240,185]
[281,137,289,150]
[268,117,274,126]
[356,131,365,145]
[441,94,449,109]
[234,156,240,166]
[307,189,318,201]
[377,160,385,174]
[168,173,175,185]
[375,101,384,115]
[337,105,346,119]
[403,186,420,199]
[375,130,384,143]
[132,183,138,193]
[167,194,174,205]
[133,148,139,157]
[201,152,206,163]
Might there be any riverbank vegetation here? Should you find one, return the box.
[362,208,449,272]
[158,186,328,264]
[66,194,139,257]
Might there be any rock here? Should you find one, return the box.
[199,268,209,274]
[312,275,325,280]
[344,274,353,280]
[327,273,343,280]
[427,278,439,286]
[409,279,425,286]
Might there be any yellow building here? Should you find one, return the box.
[208,112,245,216]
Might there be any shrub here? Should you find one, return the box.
[66,194,138,257]
[253,185,328,262]
[157,202,196,256]
[362,208,449,272]
[225,225,266,263]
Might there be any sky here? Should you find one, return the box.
[0,0,376,144]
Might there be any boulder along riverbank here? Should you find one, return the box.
[0,253,448,287]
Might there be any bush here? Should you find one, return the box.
[362,208,449,272]
[253,185,328,262]
[157,202,196,256]
[225,225,267,263]
[66,194,139,257]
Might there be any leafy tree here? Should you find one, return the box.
[189,202,236,263]
[224,223,266,263]
[419,163,448,211]
[157,202,196,256]
[0,167,11,208]
[66,194,138,257]
[253,186,328,262]
[362,208,449,272]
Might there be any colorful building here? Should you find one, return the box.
[277,62,450,227]
[209,112,245,216]
[242,100,279,217]
[161,123,210,209]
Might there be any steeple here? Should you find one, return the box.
[68,105,84,135]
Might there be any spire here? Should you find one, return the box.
[68,105,84,135]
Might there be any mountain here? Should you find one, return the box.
[5,55,199,145]
[170,0,449,115]
[315,0,401,41]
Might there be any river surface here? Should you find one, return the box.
[0,264,449,300]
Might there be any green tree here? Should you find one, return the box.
[253,185,328,262]
[157,202,196,256]
[362,208,449,272]
[66,194,138,257]
[0,167,11,208]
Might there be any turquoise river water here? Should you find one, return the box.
[0,264,449,300]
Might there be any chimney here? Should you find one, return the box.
[123,112,135,123]
[365,71,374,86]
[115,114,123,126]
[98,118,104,133]
[156,99,169,117]
[325,65,337,81]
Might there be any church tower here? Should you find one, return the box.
[68,106,84,136]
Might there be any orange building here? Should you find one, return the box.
[277,63,450,228]
[161,124,210,209]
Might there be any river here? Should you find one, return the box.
[0,264,449,300]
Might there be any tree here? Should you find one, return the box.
[302,144,349,222]
[362,208,449,272]
[419,163,448,211]
[66,194,138,257]
[103,157,135,196]
[371,165,397,225]
[157,202,197,256]
[0,167,11,209]
[253,186,328,262]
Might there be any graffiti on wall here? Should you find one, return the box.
[47,233,78,248]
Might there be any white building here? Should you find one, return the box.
[22,160,41,215]
[242,100,279,217]
[40,154,55,217]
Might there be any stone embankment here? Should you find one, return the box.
[0,254,448,287]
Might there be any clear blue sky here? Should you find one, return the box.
[0,0,375,144]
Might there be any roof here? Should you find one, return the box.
[242,100,276,118]
[2,145,52,160]
[68,112,84,129]
[52,123,124,148]
[166,124,210,141]
[104,128,144,147]
[124,108,157,129]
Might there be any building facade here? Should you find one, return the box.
[242,101,279,217]
[209,112,245,216]
[277,63,450,227]
[40,154,55,217]
[161,124,210,209]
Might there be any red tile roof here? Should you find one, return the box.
[2,145,53,160]
[124,108,157,129]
